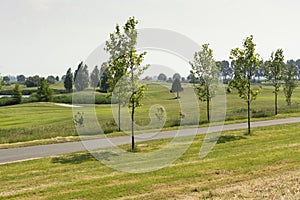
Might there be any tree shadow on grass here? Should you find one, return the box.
[217,135,247,144]
[51,151,118,164]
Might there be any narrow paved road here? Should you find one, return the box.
[1,117,300,164]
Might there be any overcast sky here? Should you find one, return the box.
[1,0,300,77]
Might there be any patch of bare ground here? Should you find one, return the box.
[177,169,300,199]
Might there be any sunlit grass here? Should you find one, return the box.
[0,122,299,199]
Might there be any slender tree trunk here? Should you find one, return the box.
[177,90,179,99]
[118,100,121,132]
[206,87,210,122]
[131,103,135,150]
[247,100,251,135]
[275,91,278,115]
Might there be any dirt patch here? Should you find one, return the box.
[178,169,300,199]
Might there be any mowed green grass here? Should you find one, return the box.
[0,122,299,199]
[1,83,300,144]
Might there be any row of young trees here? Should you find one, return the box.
[189,35,298,135]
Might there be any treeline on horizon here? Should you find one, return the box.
[2,57,300,87]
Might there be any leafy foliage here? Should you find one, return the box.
[37,78,53,102]
[99,64,112,93]
[64,68,73,92]
[46,75,56,84]
[105,16,149,149]
[229,35,262,134]
[25,75,40,87]
[172,73,181,80]
[90,66,100,90]
[17,75,26,84]
[190,43,220,121]
[283,60,298,106]
[170,78,183,98]
[12,84,22,104]
[264,49,285,114]
[74,62,89,91]
[157,73,167,81]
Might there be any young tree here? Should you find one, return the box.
[157,73,167,81]
[64,68,73,92]
[170,78,183,98]
[90,66,100,90]
[190,44,220,122]
[125,18,149,150]
[264,49,285,115]
[74,62,89,91]
[37,78,53,102]
[229,35,261,135]
[283,60,298,106]
[105,16,149,150]
[12,84,22,104]
[55,76,60,82]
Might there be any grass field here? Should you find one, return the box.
[0,122,299,199]
[1,83,300,144]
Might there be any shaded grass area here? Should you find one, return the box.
[0,123,299,199]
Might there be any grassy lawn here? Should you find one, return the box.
[0,122,299,199]
[1,83,300,144]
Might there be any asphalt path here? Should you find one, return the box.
[1,117,300,164]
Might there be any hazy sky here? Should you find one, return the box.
[1,0,300,77]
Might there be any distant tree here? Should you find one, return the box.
[187,73,197,83]
[64,68,73,92]
[296,59,300,79]
[90,66,100,90]
[3,76,10,83]
[0,78,1,89]
[254,66,264,81]
[17,75,26,84]
[25,75,39,87]
[157,73,167,81]
[143,76,152,81]
[190,44,220,122]
[167,77,173,83]
[46,75,56,84]
[61,75,66,82]
[37,78,53,102]
[229,35,262,135]
[55,76,60,82]
[99,64,111,93]
[74,62,89,91]
[181,77,186,82]
[170,78,183,98]
[264,49,285,115]
[283,60,298,106]
[173,73,181,80]
[12,84,22,104]
[220,60,233,83]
